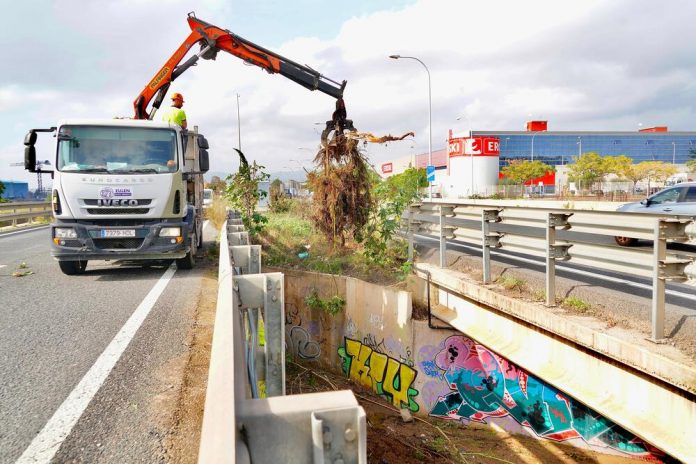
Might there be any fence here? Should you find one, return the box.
[0,201,52,226]
[198,211,366,463]
[404,200,696,341]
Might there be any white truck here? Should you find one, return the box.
[23,119,209,274]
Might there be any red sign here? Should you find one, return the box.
[448,137,500,157]
[448,139,464,156]
[381,162,393,173]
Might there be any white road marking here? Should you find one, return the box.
[416,234,696,303]
[15,262,177,464]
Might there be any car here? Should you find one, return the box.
[614,182,696,246]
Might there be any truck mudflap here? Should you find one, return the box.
[50,220,191,261]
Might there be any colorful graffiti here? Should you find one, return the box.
[338,337,419,412]
[423,335,662,458]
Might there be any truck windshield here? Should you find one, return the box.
[57,125,178,174]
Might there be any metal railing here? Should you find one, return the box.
[0,201,52,226]
[404,200,696,341]
[198,211,367,463]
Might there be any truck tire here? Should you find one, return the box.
[176,234,196,270]
[59,260,88,275]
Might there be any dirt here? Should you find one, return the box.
[161,260,217,463]
[285,360,645,464]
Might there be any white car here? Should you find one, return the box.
[615,182,696,246]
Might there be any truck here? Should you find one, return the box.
[23,13,348,275]
[24,120,209,274]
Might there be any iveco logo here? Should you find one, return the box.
[97,199,139,206]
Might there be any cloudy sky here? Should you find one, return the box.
[3,0,696,188]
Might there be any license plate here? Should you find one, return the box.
[101,229,136,238]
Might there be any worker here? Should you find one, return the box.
[161,92,187,129]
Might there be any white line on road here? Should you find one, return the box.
[416,234,696,303]
[15,262,178,464]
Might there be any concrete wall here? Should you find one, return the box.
[282,269,670,461]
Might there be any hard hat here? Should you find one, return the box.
[171,92,184,102]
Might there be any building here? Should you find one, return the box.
[473,122,696,167]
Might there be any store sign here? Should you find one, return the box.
[448,137,500,157]
[381,162,393,173]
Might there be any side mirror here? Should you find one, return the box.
[640,198,650,206]
[199,149,210,173]
[198,135,209,149]
[25,146,37,172]
[24,130,37,146]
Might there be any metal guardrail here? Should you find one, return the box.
[404,201,696,341]
[198,211,367,463]
[0,201,51,226]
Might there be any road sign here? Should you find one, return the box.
[426,165,435,182]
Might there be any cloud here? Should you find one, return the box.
[3,0,696,189]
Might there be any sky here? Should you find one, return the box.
[3,0,696,188]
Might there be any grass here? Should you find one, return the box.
[257,208,407,285]
[563,296,592,312]
[205,195,229,231]
[498,275,526,292]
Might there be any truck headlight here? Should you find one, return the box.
[159,227,181,237]
[55,227,77,239]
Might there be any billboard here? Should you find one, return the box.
[381,162,393,174]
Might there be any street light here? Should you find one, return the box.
[530,133,537,161]
[236,93,241,151]
[390,54,433,199]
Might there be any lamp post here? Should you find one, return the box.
[390,54,432,199]
[530,133,537,161]
[236,93,241,151]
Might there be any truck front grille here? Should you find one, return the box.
[83,199,152,206]
[93,238,144,250]
[87,208,150,215]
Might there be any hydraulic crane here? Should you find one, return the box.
[133,13,348,126]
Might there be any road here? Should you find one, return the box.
[0,223,216,464]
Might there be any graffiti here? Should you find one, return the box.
[285,325,321,360]
[425,335,661,458]
[362,333,386,353]
[367,313,384,329]
[338,337,419,412]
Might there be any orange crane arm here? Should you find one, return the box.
[134,13,346,119]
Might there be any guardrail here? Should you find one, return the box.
[198,211,367,463]
[404,200,696,341]
[0,201,51,226]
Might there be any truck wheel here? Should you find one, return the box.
[176,234,196,270]
[59,260,88,275]
[614,236,637,247]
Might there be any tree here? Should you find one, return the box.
[687,158,696,173]
[361,167,428,265]
[501,160,552,185]
[269,178,291,213]
[206,175,226,193]
[307,134,373,246]
[612,155,643,193]
[0,181,5,201]
[633,161,677,194]
[566,152,614,193]
[223,161,269,235]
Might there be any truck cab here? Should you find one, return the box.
[24,119,209,274]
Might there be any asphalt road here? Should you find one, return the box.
[0,222,216,464]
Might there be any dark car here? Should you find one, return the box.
[614,182,696,246]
